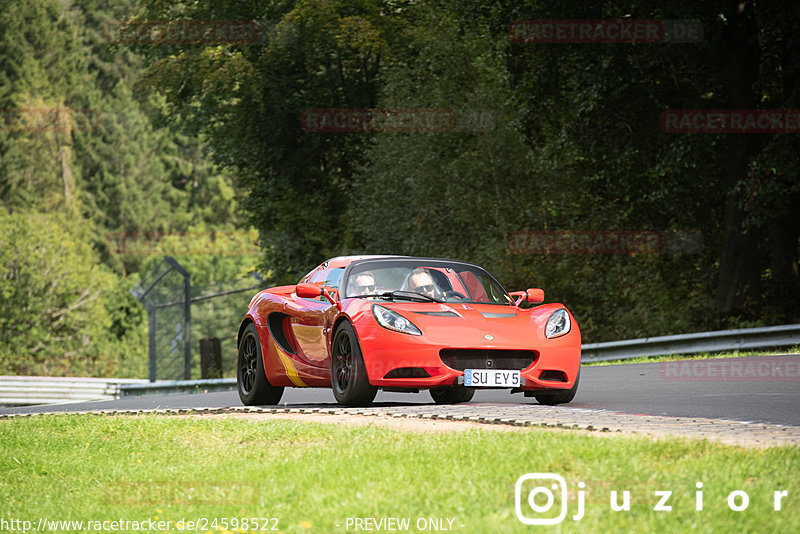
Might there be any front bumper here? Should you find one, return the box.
[356,322,581,391]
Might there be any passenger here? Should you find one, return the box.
[351,271,376,295]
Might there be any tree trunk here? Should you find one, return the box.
[716,1,764,317]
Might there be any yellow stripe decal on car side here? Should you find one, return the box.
[273,340,308,387]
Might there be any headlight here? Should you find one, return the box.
[373,305,422,336]
[545,309,571,338]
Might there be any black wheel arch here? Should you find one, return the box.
[330,315,358,353]
[238,317,255,348]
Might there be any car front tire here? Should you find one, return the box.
[331,322,377,407]
[429,387,475,404]
[533,369,580,405]
[238,323,284,405]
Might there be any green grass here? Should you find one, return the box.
[583,347,800,366]
[1,414,798,533]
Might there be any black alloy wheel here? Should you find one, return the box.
[237,322,284,405]
[331,322,377,407]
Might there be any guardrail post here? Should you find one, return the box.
[148,306,156,382]
[200,338,222,379]
[184,268,191,380]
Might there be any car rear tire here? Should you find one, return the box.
[238,323,284,405]
[331,322,377,407]
[533,369,580,405]
[429,386,475,404]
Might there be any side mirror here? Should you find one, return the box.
[296,283,323,299]
[526,288,545,305]
[510,288,545,306]
[296,283,341,309]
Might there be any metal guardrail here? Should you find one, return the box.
[0,376,148,406]
[120,378,235,397]
[581,323,800,362]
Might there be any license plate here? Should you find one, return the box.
[464,369,520,387]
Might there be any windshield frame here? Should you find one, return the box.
[340,257,513,306]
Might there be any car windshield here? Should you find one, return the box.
[343,259,512,305]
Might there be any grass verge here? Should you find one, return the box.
[1,414,798,533]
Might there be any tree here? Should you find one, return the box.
[0,0,251,376]
[136,0,397,282]
[0,210,116,375]
[715,2,800,318]
[135,0,800,340]
[492,0,799,325]
[0,0,87,213]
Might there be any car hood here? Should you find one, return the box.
[377,301,566,348]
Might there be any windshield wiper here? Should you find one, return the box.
[351,290,443,303]
[387,290,443,303]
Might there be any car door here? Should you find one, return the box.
[288,268,342,368]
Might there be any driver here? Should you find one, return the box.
[351,271,376,295]
[406,268,438,299]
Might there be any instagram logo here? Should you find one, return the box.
[515,473,577,525]
[514,474,788,523]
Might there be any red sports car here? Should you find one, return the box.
[237,256,581,406]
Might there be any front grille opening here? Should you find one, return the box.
[439,349,537,371]
[383,367,432,379]
[539,370,567,382]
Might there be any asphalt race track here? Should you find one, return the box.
[2,355,798,427]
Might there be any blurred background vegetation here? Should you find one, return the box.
[1,0,798,377]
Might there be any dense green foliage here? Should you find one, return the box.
[137,0,800,338]
[0,0,255,376]
[1,0,798,375]
[0,211,110,374]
